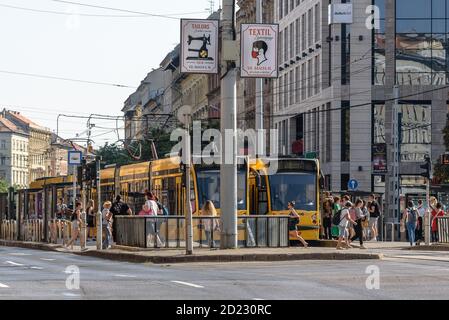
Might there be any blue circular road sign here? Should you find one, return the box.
[348,179,359,191]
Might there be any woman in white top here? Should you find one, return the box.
[336,201,357,250]
[145,192,163,247]
[201,200,220,248]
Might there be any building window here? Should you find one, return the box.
[308,9,313,47]
[341,174,350,191]
[341,101,350,162]
[373,103,432,162]
[315,3,321,42]
[307,60,313,98]
[295,66,300,103]
[289,70,294,105]
[0,140,5,150]
[301,14,306,52]
[296,18,300,55]
[341,24,351,85]
[315,55,320,95]
[400,104,432,162]
[395,0,449,85]
[279,0,283,19]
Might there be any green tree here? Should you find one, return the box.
[0,179,9,193]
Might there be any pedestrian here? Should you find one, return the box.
[368,194,381,241]
[65,202,82,250]
[350,199,367,249]
[144,192,163,247]
[361,200,370,241]
[322,197,333,240]
[201,200,220,248]
[288,201,309,248]
[402,201,418,246]
[348,203,357,240]
[86,199,96,241]
[56,198,67,220]
[110,195,132,243]
[415,200,425,245]
[331,196,341,239]
[431,202,445,243]
[336,201,357,250]
[101,201,113,249]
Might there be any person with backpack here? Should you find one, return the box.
[109,195,132,243]
[402,201,418,246]
[350,199,367,249]
[336,201,358,250]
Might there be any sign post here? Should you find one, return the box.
[68,151,82,210]
[240,23,279,78]
[348,179,359,192]
[180,19,219,74]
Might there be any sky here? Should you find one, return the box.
[0,0,213,147]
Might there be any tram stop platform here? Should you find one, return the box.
[3,239,448,264]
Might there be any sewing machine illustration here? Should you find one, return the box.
[186,34,214,61]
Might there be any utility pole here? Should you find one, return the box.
[255,0,264,156]
[96,155,102,250]
[391,85,400,240]
[184,113,193,255]
[220,0,238,249]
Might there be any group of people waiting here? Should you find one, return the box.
[402,197,447,246]
[321,193,382,250]
[56,195,133,250]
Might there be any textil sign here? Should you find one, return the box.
[328,4,353,24]
[240,23,279,78]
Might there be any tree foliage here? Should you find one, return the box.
[0,179,9,193]
[96,128,176,168]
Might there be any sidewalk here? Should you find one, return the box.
[1,239,383,264]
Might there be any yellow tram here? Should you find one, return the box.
[25,156,321,241]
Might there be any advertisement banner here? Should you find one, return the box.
[180,19,219,74]
[240,23,279,78]
[372,143,387,174]
[328,4,353,24]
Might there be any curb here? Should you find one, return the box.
[0,240,62,252]
[1,240,383,264]
[77,249,383,264]
[406,245,449,251]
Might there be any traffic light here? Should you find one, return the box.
[441,154,449,165]
[420,155,431,179]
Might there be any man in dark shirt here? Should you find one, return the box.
[368,194,381,241]
[109,195,132,243]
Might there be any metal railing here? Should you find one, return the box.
[21,219,45,242]
[48,219,73,245]
[115,215,290,249]
[437,217,449,244]
[0,220,17,241]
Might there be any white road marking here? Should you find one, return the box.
[9,253,31,256]
[5,261,24,267]
[0,283,9,288]
[171,281,204,288]
[63,292,81,297]
[113,274,137,278]
[40,258,56,261]
[252,298,264,300]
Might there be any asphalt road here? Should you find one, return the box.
[1,246,449,300]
